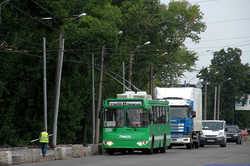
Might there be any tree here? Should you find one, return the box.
[198,48,250,126]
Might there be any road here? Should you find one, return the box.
[22,142,250,166]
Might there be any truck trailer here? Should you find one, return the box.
[154,87,203,149]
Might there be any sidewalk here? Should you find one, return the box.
[0,144,99,166]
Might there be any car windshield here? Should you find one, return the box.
[202,122,224,131]
[170,106,190,119]
[126,109,149,128]
[226,126,239,133]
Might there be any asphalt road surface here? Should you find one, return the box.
[22,142,250,166]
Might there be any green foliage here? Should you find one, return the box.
[198,48,250,127]
[0,0,206,146]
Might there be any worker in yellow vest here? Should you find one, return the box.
[39,128,49,158]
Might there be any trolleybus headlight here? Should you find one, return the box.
[104,141,113,146]
[137,141,148,146]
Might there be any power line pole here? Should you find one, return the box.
[203,81,207,120]
[43,37,48,131]
[217,84,221,120]
[213,86,217,120]
[128,51,134,90]
[122,61,125,92]
[92,53,96,144]
[53,32,64,147]
[96,45,105,144]
[149,64,154,98]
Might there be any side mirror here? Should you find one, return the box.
[192,111,196,118]
[149,112,153,122]
[225,128,228,132]
[99,109,105,119]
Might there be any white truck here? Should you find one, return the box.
[154,87,203,149]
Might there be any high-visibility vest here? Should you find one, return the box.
[40,131,49,143]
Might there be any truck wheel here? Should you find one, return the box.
[220,140,227,147]
[186,143,193,149]
[194,140,200,149]
[236,138,242,144]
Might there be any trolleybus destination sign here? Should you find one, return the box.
[108,101,142,106]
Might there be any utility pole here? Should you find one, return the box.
[96,45,105,144]
[213,86,217,120]
[53,32,64,147]
[122,61,125,92]
[43,37,48,131]
[217,84,221,120]
[92,53,96,144]
[149,64,154,98]
[0,6,2,24]
[203,81,207,120]
[128,51,134,90]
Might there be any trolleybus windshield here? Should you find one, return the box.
[104,108,149,128]
[104,109,124,127]
[126,109,149,127]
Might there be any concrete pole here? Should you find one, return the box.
[150,64,154,98]
[96,45,105,144]
[92,53,96,144]
[53,33,64,147]
[0,6,2,24]
[213,86,217,120]
[128,52,134,90]
[122,61,125,92]
[43,37,48,131]
[217,84,221,120]
[203,81,207,120]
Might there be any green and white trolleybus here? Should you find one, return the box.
[102,91,171,154]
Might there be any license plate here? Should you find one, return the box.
[207,139,215,142]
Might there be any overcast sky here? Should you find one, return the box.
[160,0,250,84]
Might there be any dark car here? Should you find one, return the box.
[226,125,242,144]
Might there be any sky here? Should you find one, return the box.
[160,0,250,84]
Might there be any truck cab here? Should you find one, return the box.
[167,98,197,149]
[155,87,203,149]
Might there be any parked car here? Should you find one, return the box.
[240,129,248,136]
[247,128,250,135]
[226,125,242,144]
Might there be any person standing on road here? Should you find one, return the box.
[39,128,49,158]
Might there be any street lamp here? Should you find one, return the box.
[128,41,151,90]
[40,12,87,20]
[41,12,87,147]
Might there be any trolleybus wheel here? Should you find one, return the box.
[106,149,114,155]
[160,134,166,153]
